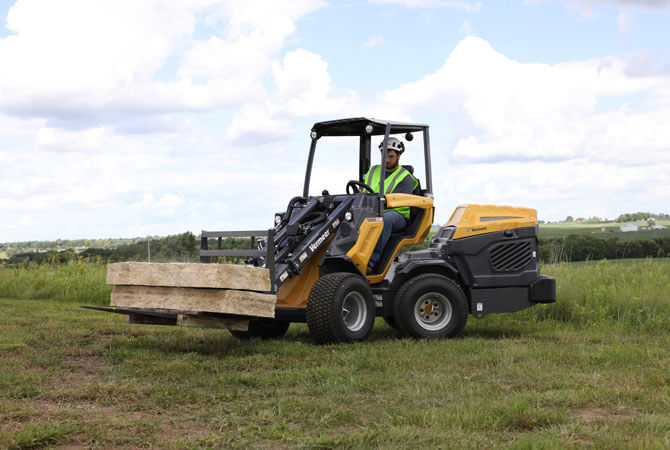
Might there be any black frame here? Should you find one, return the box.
[303,117,433,198]
[199,229,276,291]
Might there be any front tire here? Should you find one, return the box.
[306,272,375,344]
[230,318,290,340]
[393,274,468,339]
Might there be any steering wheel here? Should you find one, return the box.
[346,180,375,195]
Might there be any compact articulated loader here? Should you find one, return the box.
[198,117,556,343]
[94,117,555,344]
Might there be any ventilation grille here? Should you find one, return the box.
[489,241,532,272]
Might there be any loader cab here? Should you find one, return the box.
[304,118,434,199]
[302,118,435,283]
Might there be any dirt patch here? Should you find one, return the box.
[157,422,215,445]
[64,354,106,376]
[30,399,120,416]
[576,408,606,423]
[574,407,642,423]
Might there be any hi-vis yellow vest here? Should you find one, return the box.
[364,165,418,219]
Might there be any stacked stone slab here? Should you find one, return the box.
[107,262,276,330]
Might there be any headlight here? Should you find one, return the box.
[274,214,282,225]
[344,211,353,222]
[310,131,318,139]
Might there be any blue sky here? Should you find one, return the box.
[1,0,669,242]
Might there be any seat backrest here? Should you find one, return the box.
[402,165,422,196]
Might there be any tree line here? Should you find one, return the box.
[1,232,262,266]
[562,212,669,223]
[539,235,670,263]
[2,232,200,265]
[614,212,670,223]
[4,231,670,267]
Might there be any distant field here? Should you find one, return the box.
[1,259,669,447]
[540,219,670,240]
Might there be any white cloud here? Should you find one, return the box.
[131,193,185,216]
[225,48,359,144]
[569,0,670,9]
[225,103,294,145]
[379,37,669,166]
[372,36,670,221]
[2,1,669,241]
[0,0,324,124]
[271,49,357,117]
[370,0,482,12]
[35,126,111,151]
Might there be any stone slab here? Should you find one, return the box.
[110,285,275,318]
[107,262,271,292]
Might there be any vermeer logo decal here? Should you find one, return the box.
[309,229,330,252]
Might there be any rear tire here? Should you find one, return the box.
[230,318,290,340]
[393,274,468,339]
[306,272,375,344]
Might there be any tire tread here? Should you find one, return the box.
[306,272,373,344]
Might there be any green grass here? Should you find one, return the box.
[1,260,670,447]
[0,260,111,305]
[535,259,670,331]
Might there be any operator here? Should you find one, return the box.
[364,137,418,274]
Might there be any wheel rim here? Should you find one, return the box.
[342,291,367,332]
[413,292,452,331]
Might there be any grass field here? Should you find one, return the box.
[1,260,669,448]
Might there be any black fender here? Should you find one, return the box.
[319,255,365,277]
[383,258,465,319]
[392,259,461,288]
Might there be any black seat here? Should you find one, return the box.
[402,165,423,196]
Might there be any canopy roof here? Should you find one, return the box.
[311,117,428,137]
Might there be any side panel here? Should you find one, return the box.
[448,204,537,240]
[447,226,541,288]
[345,218,384,274]
[470,287,533,318]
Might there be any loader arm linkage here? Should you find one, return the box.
[200,194,355,293]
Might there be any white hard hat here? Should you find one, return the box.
[379,137,405,154]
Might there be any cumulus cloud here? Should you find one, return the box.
[271,49,357,117]
[370,0,482,12]
[379,37,669,166]
[2,1,669,240]
[569,0,670,9]
[225,48,359,144]
[225,103,294,145]
[0,0,324,126]
[372,36,670,221]
[131,193,185,216]
[35,126,111,151]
